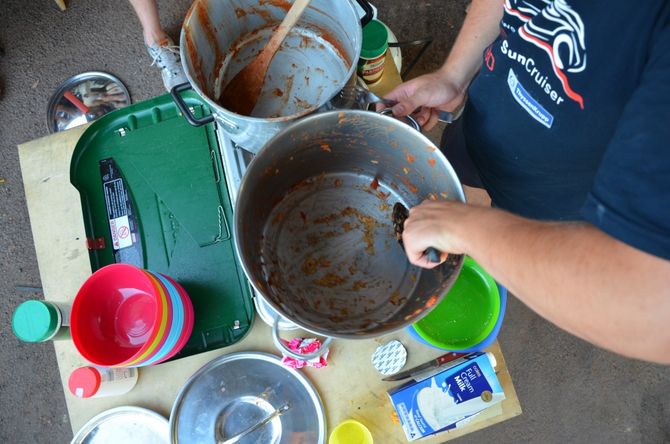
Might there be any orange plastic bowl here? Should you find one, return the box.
[71,264,163,366]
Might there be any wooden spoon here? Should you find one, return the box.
[219,0,312,116]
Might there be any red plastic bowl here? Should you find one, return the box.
[71,264,161,366]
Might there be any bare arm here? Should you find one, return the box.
[402,201,670,364]
[438,0,504,93]
[386,0,503,128]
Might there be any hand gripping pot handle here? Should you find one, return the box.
[271,316,332,361]
[170,82,239,133]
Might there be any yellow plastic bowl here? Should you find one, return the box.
[329,419,373,444]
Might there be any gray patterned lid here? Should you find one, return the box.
[371,340,407,375]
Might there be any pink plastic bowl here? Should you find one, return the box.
[71,264,162,366]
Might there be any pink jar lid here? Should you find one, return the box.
[68,366,101,398]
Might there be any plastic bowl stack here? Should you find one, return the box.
[408,257,507,353]
[71,264,194,367]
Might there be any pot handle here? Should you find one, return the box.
[170,82,215,127]
[379,108,422,132]
[272,316,333,361]
[356,0,374,26]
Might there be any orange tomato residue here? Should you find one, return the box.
[406,153,415,164]
[321,143,332,152]
[428,158,436,167]
[370,177,379,190]
[319,29,350,69]
[426,295,439,308]
[402,178,418,194]
[259,0,291,11]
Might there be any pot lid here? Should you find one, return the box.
[47,71,130,133]
[71,406,169,444]
[170,352,326,444]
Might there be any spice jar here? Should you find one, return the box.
[358,20,389,85]
[68,366,138,398]
[12,300,71,342]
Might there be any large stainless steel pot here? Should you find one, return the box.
[173,0,373,152]
[234,110,466,340]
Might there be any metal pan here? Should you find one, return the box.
[71,406,169,444]
[234,110,465,340]
[170,352,326,443]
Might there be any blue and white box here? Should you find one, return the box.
[388,352,505,441]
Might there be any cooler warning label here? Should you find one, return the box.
[99,159,142,264]
[109,213,132,249]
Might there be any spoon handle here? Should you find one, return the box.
[264,0,312,54]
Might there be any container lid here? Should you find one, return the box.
[371,340,407,375]
[360,20,389,59]
[71,406,169,444]
[170,352,326,443]
[68,367,102,398]
[12,300,60,342]
[47,71,130,133]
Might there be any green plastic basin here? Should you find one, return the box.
[413,256,500,350]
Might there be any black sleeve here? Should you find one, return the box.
[581,23,670,260]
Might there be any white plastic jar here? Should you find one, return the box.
[68,366,138,399]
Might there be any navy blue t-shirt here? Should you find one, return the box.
[463,0,670,259]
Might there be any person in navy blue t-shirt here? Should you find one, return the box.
[387,0,670,363]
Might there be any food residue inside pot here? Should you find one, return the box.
[314,272,347,288]
[214,17,348,116]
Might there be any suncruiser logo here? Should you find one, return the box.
[504,0,586,109]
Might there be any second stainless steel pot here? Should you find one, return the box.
[175,0,372,152]
[234,110,466,340]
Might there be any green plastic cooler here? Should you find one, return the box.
[69,92,254,361]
